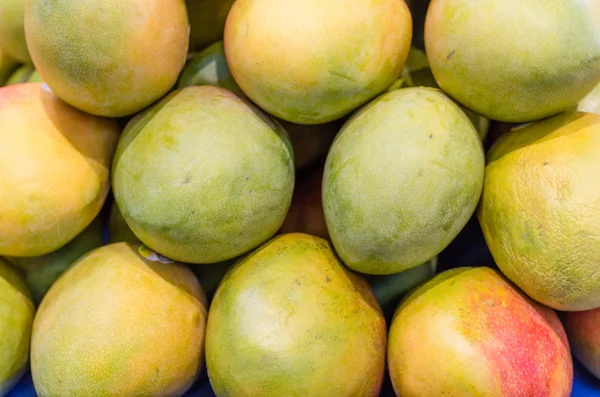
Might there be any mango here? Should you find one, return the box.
[24,0,189,117]
[186,0,235,52]
[0,47,18,86]
[112,86,295,264]
[562,308,600,380]
[0,0,30,62]
[395,47,490,141]
[323,87,484,275]
[0,83,119,257]
[5,64,42,85]
[107,201,140,244]
[7,216,104,304]
[177,40,244,97]
[478,111,600,311]
[388,267,573,396]
[579,81,600,116]
[224,0,413,124]
[206,233,386,397]
[31,243,207,397]
[281,119,339,170]
[425,0,600,123]
[0,259,35,397]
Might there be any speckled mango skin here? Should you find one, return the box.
[24,0,189,117]
[562,308,600,380]
[478,111,600,311]
[112,85,295,264]
[224,0,412,125]
[388,267,573,397]
[0,83,119,257]
[0,258,35,397]
[425,0,600,123]
[323,87,484,275]
[206,233,386,397]
[31,242,208,397]
[0,0,30,63]
[186,0,235,52]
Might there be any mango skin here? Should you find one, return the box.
[7,216,104,304]
[0,0,30,62]
[206,233,386,397]
[186,0,235,52]
[31,242,207,397]
[0,83,119,257]
[425,0,600,123]
[5,64,43,85]
[478,111,600,311]
[24,0,189,117]
[0,259,35,397]
[112,85,295,264]
[323,87,484,275]
[224,0,412,124]
[388,267,573,397]
[177,40,244,97]
[562,308,600,380]
[0,47,18,86]
[107,201,141,244]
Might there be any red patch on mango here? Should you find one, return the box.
[460,274,572,397]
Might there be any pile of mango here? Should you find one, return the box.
[1,0,600,396]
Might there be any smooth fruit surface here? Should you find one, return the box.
[206,233,386,397]
[177,40,244,97]
[113,86,295,264]
[25,0,189,117]
[562,309,600,380]
[478,111,600,311]
[425,0,600,122]
[0,83,119,257]
[186,0,235,52]
[224,0,412,124]
[0,47,18,85]
[388,267,573,397]
[31,243,208,397]
[0,258,35,397]
[323,87,484,275]
[0,0,30,62]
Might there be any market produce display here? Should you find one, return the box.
[1,0,600,396]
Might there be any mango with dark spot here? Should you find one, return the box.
[0,258,35,397]
[31,243,208,397]
[425,0,600,123]
[388,267,573,397]
[112,86,295,264]
[478,111,600,311]
[24,0,189,117]
[206,233,386,397]
[0,83,119,257]
[224,0,413,124]
[562,308,600,380]
[323,87,484,275]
